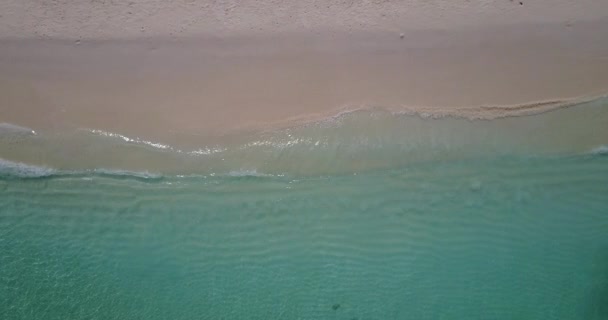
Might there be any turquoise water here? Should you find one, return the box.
[1,101,608,319]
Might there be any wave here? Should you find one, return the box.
[86,129,173,151]
[0,123,37,135]
[0,158,162,180]
[589,145,608,155]
[3,144,606,181]
[1,94,607,176]
[389,97,603,120]
[86,129,228,155]
[89,168,163,180]
[0,158,283,180]
[256,94,608,131]
[227,169,281,177]
[0,158,56,178]
[0,123,37,145]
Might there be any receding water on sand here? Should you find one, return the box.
[1,95,608,176]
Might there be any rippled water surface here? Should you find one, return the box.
[2,153,608,319]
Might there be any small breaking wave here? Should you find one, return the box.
[0,158,162,180]
[0,123,37,136]
[0,159,56,178]
[90,168,163,180]
[227,169,281,177]
[589,145,608,155]
[86,129,173,150]
[86,129,228,156]
[0,123,37,144]
[1,94,606,177]
[0,158,284,180]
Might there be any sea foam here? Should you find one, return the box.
[0,158,163,180]
[589,145,608,155]
[0,123,36,135]
[0,158,56,178]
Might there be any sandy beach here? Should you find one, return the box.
[4,3,608,319]
[1,1,608,140]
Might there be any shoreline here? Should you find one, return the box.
[1,95,608,176]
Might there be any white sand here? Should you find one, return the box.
[1,1,608,138]
[2,0,608,39]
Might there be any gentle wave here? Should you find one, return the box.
[0,158,162,180]
[261,94,608,130]
[87,129,173,150]
[86,94,608,150]
[3,146,607,181]
[79,94,608,156]
[0,158,56,178]
[590,145,608,155]
[0,123,36,134]
[90,168,163,180]
[1,94,607,176]
[0,158,286,180]
[389,97,601,120]
[87,129,227,155]
[227,169,282,177]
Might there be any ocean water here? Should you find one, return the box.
[1,99,608,319]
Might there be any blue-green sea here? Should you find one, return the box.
[1,98,608,319]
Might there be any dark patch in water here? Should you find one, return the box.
[332,303,341,311]
[587,248,608,319]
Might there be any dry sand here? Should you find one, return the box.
[2,0,608,39]
[1,1,608,139]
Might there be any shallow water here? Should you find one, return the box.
[1,100,608,319]
[2,96,608,177]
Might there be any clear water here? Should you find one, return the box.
[1,100,608,319]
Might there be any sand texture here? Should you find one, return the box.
[1,1,608,137]
[2,0,608,39]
